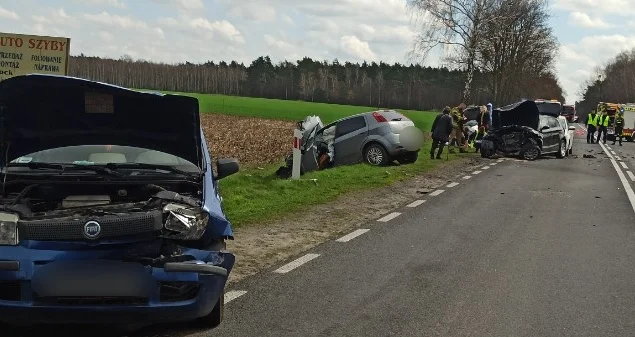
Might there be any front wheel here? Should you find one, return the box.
[556,140,566,159]
[364,143,390,166]
[521,145,540,161]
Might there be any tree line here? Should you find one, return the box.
[577,49,635,118]
[68,54,563,112]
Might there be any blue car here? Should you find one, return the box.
[0,74,238,329]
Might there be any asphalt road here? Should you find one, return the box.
[202,125,635,337]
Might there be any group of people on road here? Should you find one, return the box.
[430,102,493,159]
[586,106,626,146]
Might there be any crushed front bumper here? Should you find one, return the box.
[0,245,234,325]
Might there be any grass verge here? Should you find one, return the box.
[220,145,476,228]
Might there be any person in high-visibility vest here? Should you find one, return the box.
[586,109,599,144]
[613,112,625,146]
[597,111,610,144]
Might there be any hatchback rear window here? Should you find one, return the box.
[377,111,410,122]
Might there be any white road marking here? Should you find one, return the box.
[430,189,445,196]
[472,170,482,175]
[599,142,635,214]
[490,162,498,166]
[628,171,635,182]
[336,229,370,242]
[482,166,490,170]
[377,212,401,222]
[406,200,426,208]
[447,182,459,188]
[616,156,621,161]
[273,253,320,274]
[621,161,628,169]
[497,159,504,163]
[607,146,612,150]
[462,175,472,180]
[611,151,617,155]
[224,290,247,304]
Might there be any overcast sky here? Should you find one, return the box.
[0,0,633,104]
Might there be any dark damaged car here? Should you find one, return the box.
[0,75,239,329]
[480,100,567,161]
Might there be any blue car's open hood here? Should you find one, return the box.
[0,74,203,167]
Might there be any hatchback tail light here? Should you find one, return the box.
[372,112,388,123]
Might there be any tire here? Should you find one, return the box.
[568,146,573,155]
[197,293,224,329]
[397,152,418,164]
[556,140,566,159]
[364,143,390,166]
[521,145,540,161]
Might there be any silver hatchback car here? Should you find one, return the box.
[296,110,420,172]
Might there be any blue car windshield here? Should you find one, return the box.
[9,145,201,173]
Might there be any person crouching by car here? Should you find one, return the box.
[473,105,490,153]
[430,107,454,159]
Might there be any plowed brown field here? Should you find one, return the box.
[200,113,295,167]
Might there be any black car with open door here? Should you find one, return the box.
[481,100,567,160]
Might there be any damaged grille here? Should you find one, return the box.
[18,210,163,241]
[34,296,148,306]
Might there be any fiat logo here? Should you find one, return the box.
[83,221,101,239]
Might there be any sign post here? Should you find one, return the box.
[0,32,71,82]
[292,129,302,180]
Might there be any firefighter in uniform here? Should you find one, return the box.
[449,104,468,153]
[586,109,599,144]
[597,108,610,144]
[613,110,625,146]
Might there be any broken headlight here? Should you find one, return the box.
[161,204,209,240]
[0,213,19,246]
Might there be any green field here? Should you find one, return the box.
[140,91,468,227]
[152,91,437,130]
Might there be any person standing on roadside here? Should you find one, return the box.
[430,106,454,159]
[597,110,610,144]
[586,109,598,144]
[613,111,625,146]
[473,105,490,153]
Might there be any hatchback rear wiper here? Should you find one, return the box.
[104,163,198,177]
[7,162,126,178]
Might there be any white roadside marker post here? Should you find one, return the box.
[292,128,302,180]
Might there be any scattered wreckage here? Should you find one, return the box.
[276,110,423,178]
[0,74,238,330]
[481,100,574,161]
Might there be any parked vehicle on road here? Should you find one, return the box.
[481,100,568,160]
[598,102,620,141]
[0,75,239,330]
[622,103,635,142]
[276,110,422,178]
[561,104,577,122]
[558,115,576,155]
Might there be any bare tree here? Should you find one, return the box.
[407,0,498,103]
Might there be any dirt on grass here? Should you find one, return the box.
[200,113,295,167]
[226,155,488,285]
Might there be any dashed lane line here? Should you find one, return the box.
[224,290,248,304]
[463,175,472,180]
[273,254,320,274]
[472,170,482,175]
[430,189,445,197]
[377,212,401,222]
[490,162,498,166]
[406,200,426,208]
[628,171,635,182]
[336,229,370,242]
[616,156,622,161]
[447,182,459,188]
[621,161,628,169]
[482,166,490,170]
[611,151,617,155]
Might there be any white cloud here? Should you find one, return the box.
[80,0,126,9]
[281,14,294,25]
[264,34,294,51]
[152,0,204,11]
[555,0,635,16]
[340,35,377,61]
[568,12,612,28]
[227,3,277,22]
[83,12,148,30]
[187,18,245,43]
[32,8,78,27]
[0,6,19,20]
